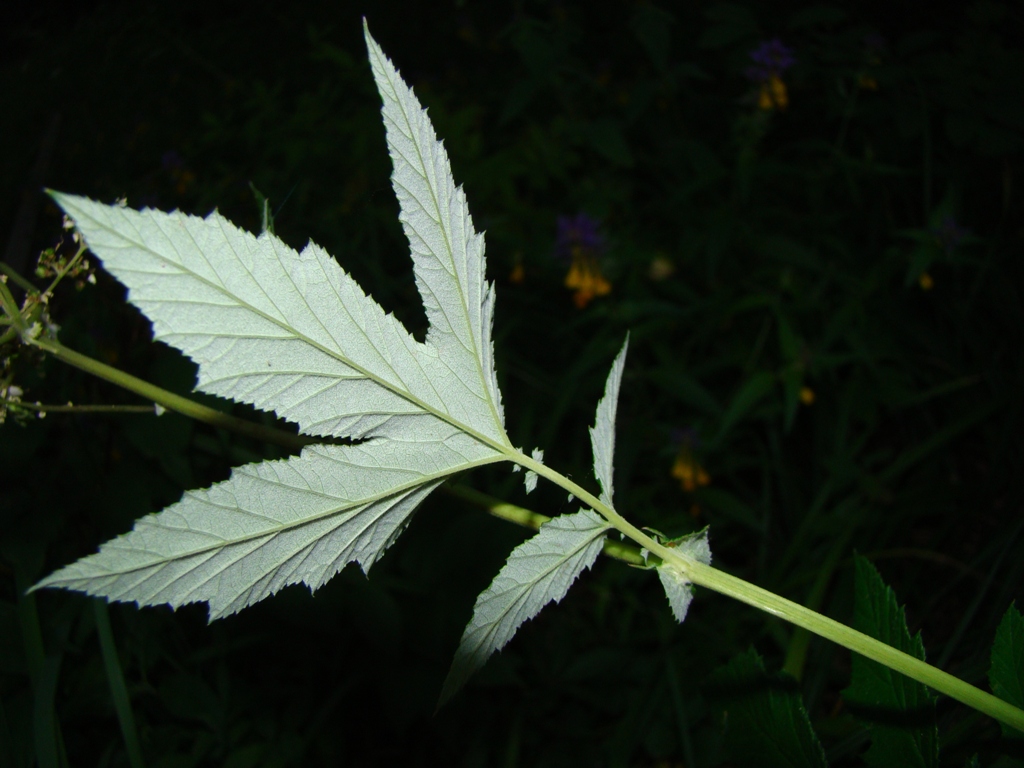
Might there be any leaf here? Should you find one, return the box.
[715,370,775,442]
[34,25,511,620]
[440,508,610,704]
[34,432,502,620]
[989,603,1024,740]
[589,337,628,507]
[364,21,505,439]
[705,648,828,768]
[655,528,711,623]
[524,447,543,494]
[842,556,938,768]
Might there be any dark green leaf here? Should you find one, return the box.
[989,603,1024,740]
[715,370,775,441]
[843,556,938,768]
[706,648,828,768]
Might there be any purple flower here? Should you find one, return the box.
[670,427,701,450]
[863,32,886,56]
[161,150,184,171]
[744,38,796,83]
[555,213,605,262]
[932,215,969,254]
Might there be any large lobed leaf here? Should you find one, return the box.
[34,25,509,621]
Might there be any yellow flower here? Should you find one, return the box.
[556,214,611,308]
[857,74,878,90]
[564,246,611,309]
[799,386,815,405]
[758,74,789,111]
[509,256,525,284]
[919,272,934,291]
[671,451,710,493]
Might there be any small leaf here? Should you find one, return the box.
[842,555,938,768]
[248,182,275,235]
[589,337,628,507]
[524,447,543,494]
[989,603,1024,740]
[655,528,711,623]
[706,648,828,768]
[440,508,610,704]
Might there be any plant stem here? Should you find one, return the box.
[516,451,1024,735]
[0,262,39,296]
[26,336,313,452]
[26,335,1024,734]
[9,401,159,414]
[23,337,585,547]
[445,483,645,565]
[686,560,1024,732]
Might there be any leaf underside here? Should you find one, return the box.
[35,24,509,622]
[35,433,502,620]
[440,508,610,704]
[589,337,628,507]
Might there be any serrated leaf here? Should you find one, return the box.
[989,603,1024,740]
[843,556,938,768]
[656,528,711,623]
[440,508,610,704]
[34,432,502,620]
[34,26,511,620]
[706,648,828,768]
[364,21,504,437]
[589,337,628,507]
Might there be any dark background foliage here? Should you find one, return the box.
[2,0,1023,765]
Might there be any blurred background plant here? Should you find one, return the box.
[2,1,1023,765]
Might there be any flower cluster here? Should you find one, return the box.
[556,214,611,308]
[744,39,796,111]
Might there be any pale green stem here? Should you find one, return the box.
[9,401,158,414]
[25,335,313,453]
[783,526,855,681]
[40,243,88,298]
[444,483,645,566]
[0,272,24,320]
[24,331,1024,733]
[512,451,1024,735]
